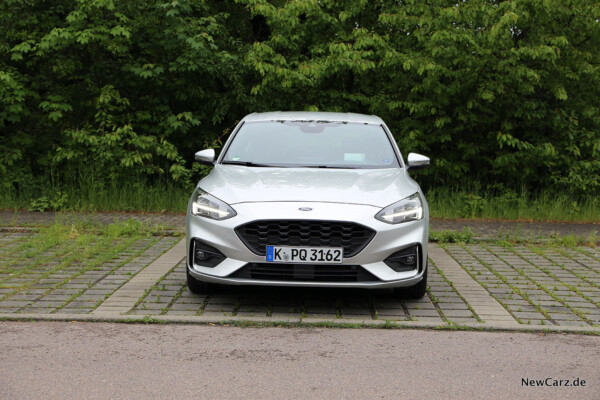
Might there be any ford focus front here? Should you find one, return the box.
[186,111,430,298]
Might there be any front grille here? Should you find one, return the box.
[235,220,376,257]
[230,263,379,282]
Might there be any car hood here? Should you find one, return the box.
[198,165,419,208]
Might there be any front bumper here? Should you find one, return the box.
[186,201,428,289]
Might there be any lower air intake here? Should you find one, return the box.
[230,263,379,282]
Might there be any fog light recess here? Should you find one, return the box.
[384,245,420,272]
[191,239,226,268]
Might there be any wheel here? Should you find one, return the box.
[186,267,215,294]
[394,264,428,299]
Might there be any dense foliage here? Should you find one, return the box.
[1,0,599,198]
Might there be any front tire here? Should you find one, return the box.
[187,267,215,294]
[394,264,427,299]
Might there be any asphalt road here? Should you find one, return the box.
[1,322,598,399]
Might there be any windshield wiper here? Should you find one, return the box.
[221,160,276,167]
[222,161,359,169]
[301,165,359,169]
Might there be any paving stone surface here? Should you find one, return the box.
[0,231,180,314]
[443,244,600,327]
[2,211,598,238]
[129,259,478,324]
[2,216,599,331]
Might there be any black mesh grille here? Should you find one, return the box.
[235,220,376,257]
[230,263,379,282]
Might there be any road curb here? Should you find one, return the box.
[1,312,599,334]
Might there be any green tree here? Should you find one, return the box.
[1,0,599,196]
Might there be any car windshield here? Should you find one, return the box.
[221,121,400,169]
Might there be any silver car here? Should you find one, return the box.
[186,112,430,298]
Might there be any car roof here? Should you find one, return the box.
[242,111,383,125]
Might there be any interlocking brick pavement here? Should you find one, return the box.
[1,212,599,331]
[443,244,600,327]
[0,231,180,314]
[129,259,478,325]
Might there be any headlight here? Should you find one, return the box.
[191,188,237,220]
[375,193,423,224]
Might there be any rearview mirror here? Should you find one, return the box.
[195,149,216,165]
[407,153,430,170]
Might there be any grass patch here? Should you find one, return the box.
[0,179,189,214]
[427,186,600,222]
[553,232,600,248]
[429,228,600,247]
[430,227,474,243]
[491,230,599,247]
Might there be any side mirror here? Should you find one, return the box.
[195,149,216,165]
[407,153,430,170]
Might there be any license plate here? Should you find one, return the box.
[266,246,343,263]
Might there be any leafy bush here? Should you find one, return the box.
[27,191,68,212]
[460,194,485,219]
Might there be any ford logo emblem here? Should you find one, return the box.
[298,207,313,211]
